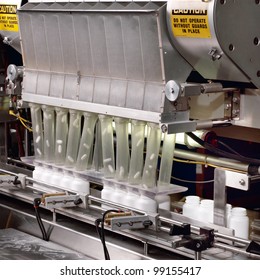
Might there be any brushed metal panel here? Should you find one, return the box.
[105,15,127,78]
[49,74,65,98]
[143,83,164,112]
[92,77,110,104]
[125,81,145,110]
[44,14,64,72]
[23,70,37,94]
[166,0,249,83]
[78,76,95,102]
[19,13,37,69]
[59,13,78,74]
[63,75,78,100]
[36,72,50,96]
[122,15,144,81]
[30,13,50,71]
[215,0,260,89]
[19,2,191,120]
[88,14,109,77]
[109,79,128,107]
[73,15,94,76]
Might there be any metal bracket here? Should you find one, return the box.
[44,194,82,209]
[160,110,197,134]
[111,214,155,231]
[224,90,240,120]
[225,170,260,191]
[225,170,250,191]
[0,175,22,187]
[172,227,214,253]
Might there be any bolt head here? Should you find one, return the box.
[239,179,245,186]
[161,124,168,133]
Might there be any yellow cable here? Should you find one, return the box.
[9,110,33,132]
[173,157,245,174]
[20,118,33,132]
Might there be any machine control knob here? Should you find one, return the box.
[165,80,182,102]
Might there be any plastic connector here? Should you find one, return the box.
[33,197,42,208]
[246,241,260,255]
[143,220,153,228]
[74,198,83,205]
[169,223,191,236]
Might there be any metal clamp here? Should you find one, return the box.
[44,194,83,209]
[111,214,155,230]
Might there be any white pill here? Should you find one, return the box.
[35,125,39,133]
[56,139,63,144]
[83,143,90,150]
[133,171,141,179]
[149,165,153,169]
[135,131,143,138]
[35,136,41,143]
[102,128,107,136]
[73,118,80,128]
[61,115,67,123]
[36,148,42,155]
[46,140,50,147]
[67,156,74,163]
[108,164,114,174]
[119,166,125,177]
[150,153,155,160]
[103,158,112,163]
[81,154,87,161]
[136,139,142,147]
[58,145,62,153]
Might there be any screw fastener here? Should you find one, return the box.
[161,124,168,133]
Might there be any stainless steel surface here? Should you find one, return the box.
[173,148,250,173]
[18,1,191,124]
[0,228,89,260]
[225,170,251,191]
[213,168,226,227]
[234,89,260,129]
[215,0,260,89]
[0,202,154,260]
[166,0,255,86]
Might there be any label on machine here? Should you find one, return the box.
[0,0,21,32]
[171,9,211,38]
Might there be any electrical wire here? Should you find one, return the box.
[186,131,260,166]
[172,157,245,174]
[9,110,33,132]
[172,176,214,184]
[95,209,120,260]
[33,198,48,241]
[216,139,243,156]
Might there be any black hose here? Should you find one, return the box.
[33,198,49,241]
[186,132,260,174]
[95,209,120,260]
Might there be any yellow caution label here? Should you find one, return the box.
[0,4,18,32]
[171,9,211,38]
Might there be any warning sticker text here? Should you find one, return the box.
[0,4,18,32]
[171,9,211,39]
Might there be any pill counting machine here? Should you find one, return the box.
[0,0,260,260]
